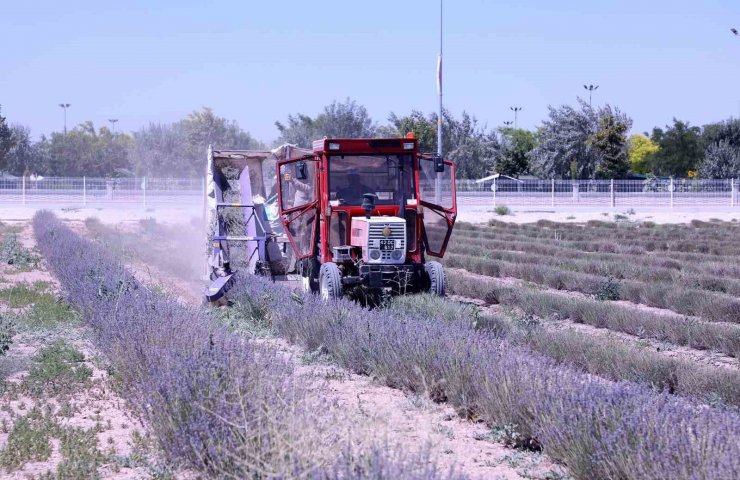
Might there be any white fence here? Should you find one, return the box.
[456,178,740,208]
[0,177,204,207]
[0,177,737,209]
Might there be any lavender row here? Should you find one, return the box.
[32,211,463,480]
[229,276,740,479]
[443,252,740,324]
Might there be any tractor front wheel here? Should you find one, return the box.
[319,262,343,301]
[424,261,447,297]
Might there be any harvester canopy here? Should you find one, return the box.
[204,144,310,300]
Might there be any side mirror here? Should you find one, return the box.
[433,154,445,173]
[296,161,308,180]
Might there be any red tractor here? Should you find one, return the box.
[204,135,456,302]
[277,135,456,299]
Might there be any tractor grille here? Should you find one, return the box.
[369,222,406,261]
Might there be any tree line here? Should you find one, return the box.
[1,99,739,179]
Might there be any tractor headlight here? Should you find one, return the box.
[391,250,403,260]
[369,250,381,260]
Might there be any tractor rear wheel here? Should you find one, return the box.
[319,262,343,301]
[425,261,446,297]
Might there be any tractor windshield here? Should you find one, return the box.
[328,155,415,206]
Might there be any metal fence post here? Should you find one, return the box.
[551,178,555,207]
[142,177,147,206]
[492,177,497,208]
[670,177,674,209]
[610,179,615,208]
[22,176,26,205]
[82,176,87,206]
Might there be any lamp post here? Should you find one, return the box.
[583,84,599,107]
[108,119,118,132]
[503,121,513,128]
[732,28,738,36]
[58,103,71,134]
[510,107,522,129]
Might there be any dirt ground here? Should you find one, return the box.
[0,223,155,478]
[2,203,740,227]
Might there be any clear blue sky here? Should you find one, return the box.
[2,0,739,143]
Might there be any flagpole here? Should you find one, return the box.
[437,0,443,158]
[435,0,443,204]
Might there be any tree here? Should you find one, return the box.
[496,128,536,177]
[384,109,500,179]
[130,107,262,177]
[39,122,133,176]
[529,100,598,179]
[384,110,437,153]
[702,118,740,150]
[130,122,189,177]
[647,119,703,177]
[590,110,631,179]
[0,106,13,174]
[700,140,740,178]
[275,98,377,148]
[529,100,632,179]
[6,125,36,176]
[627,134,659,174]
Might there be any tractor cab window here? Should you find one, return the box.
[279,160,316,211]
[328,155,414,206]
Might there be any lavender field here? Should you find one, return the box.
[1,212,740,479]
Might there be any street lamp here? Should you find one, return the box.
[108,119,119,132]
[503,121,513,128]
[510,107,522,129]
[58,103,71,134]
[583,85,599,107]
[732,28,738,36]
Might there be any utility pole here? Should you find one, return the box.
[437,0,443,159]
[59,103,71,134]
[108,118,118,132]
[583,85,599,107]
[510,107,522,129]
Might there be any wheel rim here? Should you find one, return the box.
[320,276,330,300]
[301,275,310,292]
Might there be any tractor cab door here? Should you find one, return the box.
[277,156,319,259]
[418,157,457,257]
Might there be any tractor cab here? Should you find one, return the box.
[276,136,457,300]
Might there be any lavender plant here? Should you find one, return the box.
[226,274,740,479]
[33,211,462,480]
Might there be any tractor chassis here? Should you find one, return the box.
[347,264,427,291]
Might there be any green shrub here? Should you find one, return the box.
[0,313,14,356]
[595,276,622,301]
[494,205,511,216]
[0,409,53,471]
[0,233,37,269]
[24,340,92,395]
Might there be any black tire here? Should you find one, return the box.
[319,262,343,300]
[425,261,446,297]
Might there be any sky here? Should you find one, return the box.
[1,0,739,143]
